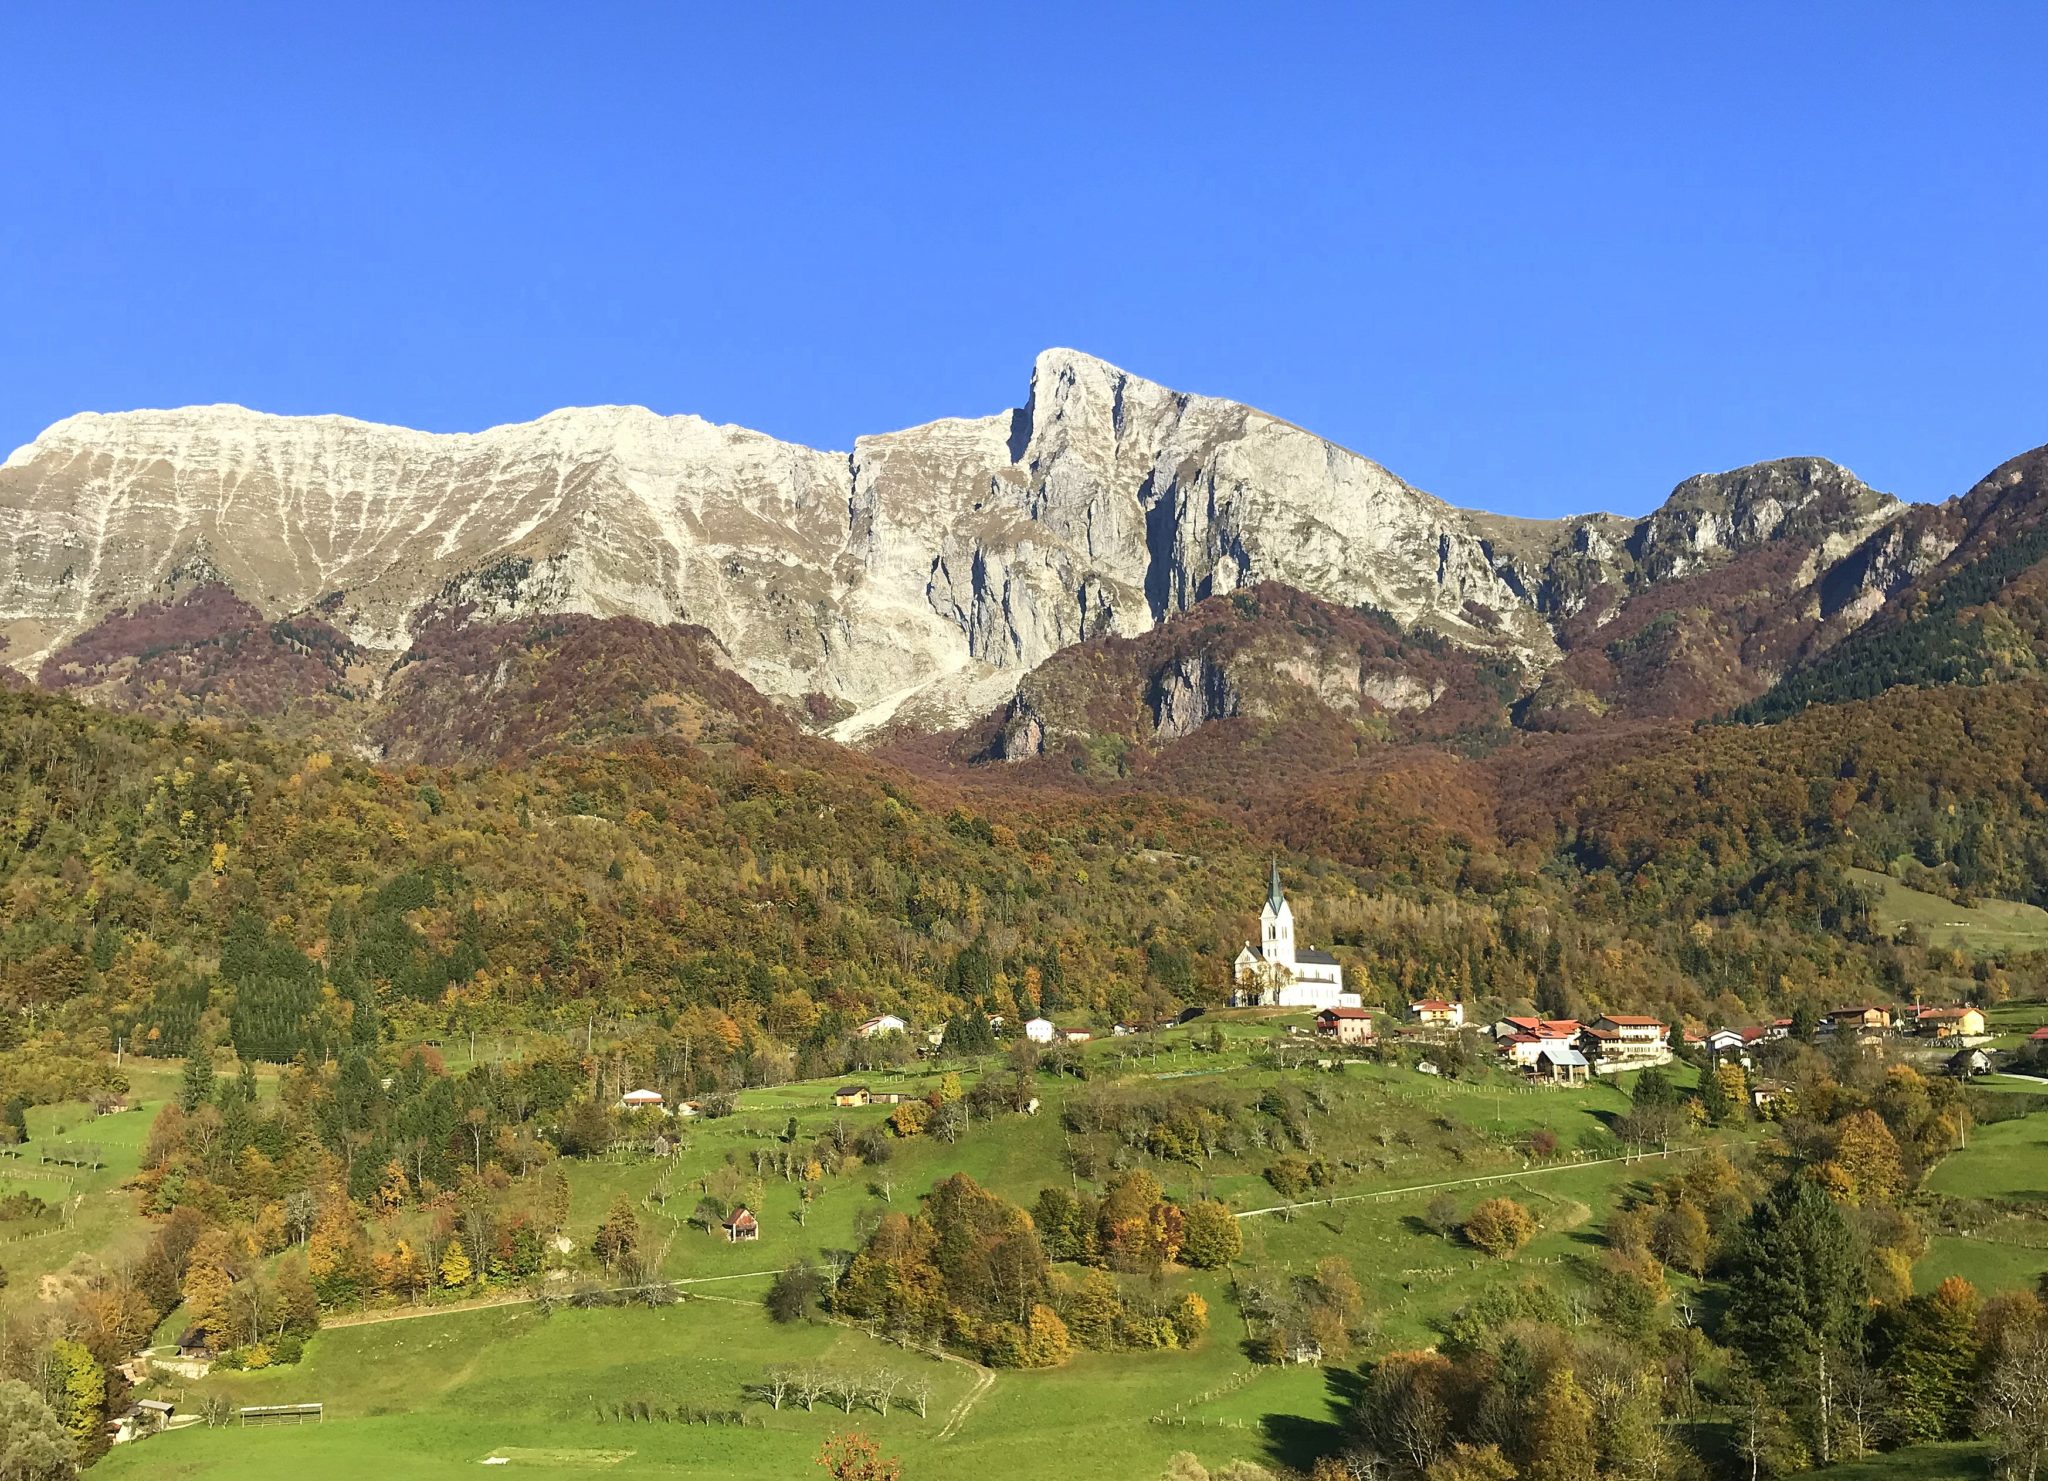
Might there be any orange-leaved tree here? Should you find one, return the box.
[817,1430,902,1481]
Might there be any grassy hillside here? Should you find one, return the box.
[1849,867,2048,958]
[57,1018,2039,1481]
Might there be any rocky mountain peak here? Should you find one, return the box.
[0,353,1941,753]
[1635,456,1897,580]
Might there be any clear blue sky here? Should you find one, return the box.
[2,5,2043,518]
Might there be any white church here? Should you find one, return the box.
[1232,862,1361,1010]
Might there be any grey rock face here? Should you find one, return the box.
[1470,457,1902,624]
[1149,655,1240,740]
[0,353,1911,742]
[1632,458,1899,581]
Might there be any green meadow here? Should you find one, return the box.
[22,1018,2042,1480]
[1849,866,2048,958]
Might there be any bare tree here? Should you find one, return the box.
[908,1376,933,1420]
[1981,1324,2048,1481]
[283,1188,319,1245]
[793,1365,827,1413]
[754,1364,795,1411]
[866,1369,904,1418]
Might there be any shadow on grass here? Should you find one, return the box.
[1400,1214,1456,1240]
[1256,1362,1364,1472]
[1323,1364,1365,1412]
[1261,1411,1346,1474]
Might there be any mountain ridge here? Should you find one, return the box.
[5,348,2023,761]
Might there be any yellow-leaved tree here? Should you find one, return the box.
[439,1240,473,1288]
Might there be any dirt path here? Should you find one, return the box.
[318,1269,785,1329]
[1233,1145,1701,1219]
[934,1360,995,1443]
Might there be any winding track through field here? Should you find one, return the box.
[1233,1145,1702,1219]
[933,1359,995,1442]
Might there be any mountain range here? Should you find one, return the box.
[1,350,2037,770]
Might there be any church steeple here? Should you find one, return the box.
[1267,857,1284,913]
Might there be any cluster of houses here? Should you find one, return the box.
[1696,1004,1995,1077]
[1489,1013,1673,1082]
[1813,1004,1990,1043]
[1306,1000,1675,1084]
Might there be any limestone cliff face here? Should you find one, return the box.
[1633,458,1899,582]
[1471,457,1902,623]
[0,351,1913,746]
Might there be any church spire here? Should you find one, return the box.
[1268,857,1284,912]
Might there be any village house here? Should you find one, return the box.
[1703,1028,1752,1059]
[1493,1017,1579,1069]
[1705,1024,1787,1065]
[1750,1079,1791,1114]
[1060,1026,1093,1045]
[1023,1017,1057,1044]
[1823,1005,1893,1037]
[1231,863,1362,1010]
[1914,1006,1987,1040]
[831,1085,870,1108]
[1409,999,1466,1031]
[856,1014,909,1039]
[1579,1015,1672,1074]
[723,1207,759,1242]
[616,1088,665,1112]
[1314,1006,1375,1046]
[1947,1047,1994,1078]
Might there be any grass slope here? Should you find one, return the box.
[54,1027,2048,1480]
[1849,867,2048,958]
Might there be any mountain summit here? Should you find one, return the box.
[0,351,1923,747]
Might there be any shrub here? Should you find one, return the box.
[1265,1157,1311,1197]
[1462,1198,1536,1258]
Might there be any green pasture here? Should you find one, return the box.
[53,1021,2048,1481]
[1850,866,2048,958]
[0,1072,169,1309]
[1924,1112,2048,1204]
[102,1290,1286,1481]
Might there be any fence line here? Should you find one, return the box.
[1234,1145,1702,1220]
